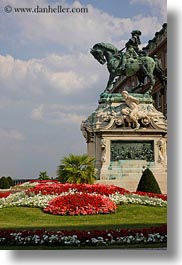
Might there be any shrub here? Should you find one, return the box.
[0,177,10,189]
[7,176,15,186]
[136,168,162,194]
[38,171,50,180]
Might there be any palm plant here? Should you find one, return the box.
[57,154,96,184]
[38,171,50,180]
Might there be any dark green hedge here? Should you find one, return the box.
[137,168,161,194]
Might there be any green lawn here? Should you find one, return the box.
[0,205,167,249]
[0,204,167,231]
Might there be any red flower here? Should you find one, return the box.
[133,191,167,201]
[0,191,11,198]
[26,183,167,202]
[43,193,117,215]
[27,183,130,196]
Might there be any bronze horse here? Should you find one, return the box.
[90,42,166,94]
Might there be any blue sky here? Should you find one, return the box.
[0,0,167,179]
[67,0,151,17]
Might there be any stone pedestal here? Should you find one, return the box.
[81,93,167,193]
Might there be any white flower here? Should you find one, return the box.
[109,193,167,207]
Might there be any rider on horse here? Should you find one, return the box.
[90,30,167,93]
[125,30,142,53]
[120,30,142,71]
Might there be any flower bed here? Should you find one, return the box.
[0,192,57,209]
[109,193,167,207]
[26,182,167,200]
[43,193,117,215]
[132,191,167,201]
[0,182,167,247]
[0,224,167,247]
[0,192,11,198]
[0,183,167,212]
[27,183,130,196]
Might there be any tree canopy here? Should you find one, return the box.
[57,154,96,184]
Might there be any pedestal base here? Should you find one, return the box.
[81,93,167,193]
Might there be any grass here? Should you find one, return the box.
[0,205,167,249]
[0,204,167,231]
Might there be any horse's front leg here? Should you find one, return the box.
[140,64,155,95]
[131,75,144,92]
[104,73,115,93]
[145,74,155,95]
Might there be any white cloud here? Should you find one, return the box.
[48,112,86,125]
[0,0,166,101]
[31,104,44,120]
[130,0,167,22]
[48,71,84,94]
[0,128,25,141]
[31,104,86,125]
[0,0,167,179]
[129,15,161,36]
[1,0,166,52]
[0,52,104,98]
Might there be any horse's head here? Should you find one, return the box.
[90,46,106,65]
[90,43,120,66]
[90,42,123,92]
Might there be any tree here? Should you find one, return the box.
[7,176,15,186]
[38,171,50,180]
[57,154,96,184]
[0,177,10,189]
[136,168,162,194]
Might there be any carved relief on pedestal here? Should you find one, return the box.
[100,138,106,163]
[81,92,167,134]
[110,140,154,162]
[157,136,167,163]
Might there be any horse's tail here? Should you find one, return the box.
[153,65,167,87]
